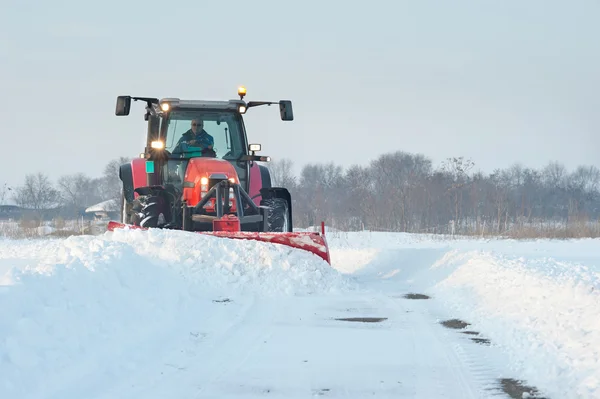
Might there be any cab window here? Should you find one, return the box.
[163,111,245,160]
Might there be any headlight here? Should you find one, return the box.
[200,177,209,192]
[151,140,164,149]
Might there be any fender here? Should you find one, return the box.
[258,164,272,189]
[249,163,273,205]
[248,162,263,205]
[130,158,148,199]
[119,163,134,202]
[120,158,150,201]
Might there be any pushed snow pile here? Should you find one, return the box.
[108,228,354,295]
[432,249,600,399]
[0,228,353,296]
[0,229,354,398]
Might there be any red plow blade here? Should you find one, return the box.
[106,221,331,264]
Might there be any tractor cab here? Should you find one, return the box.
[156,103,252,195]
[116,87,291,196]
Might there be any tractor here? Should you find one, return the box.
[107,87,330,264]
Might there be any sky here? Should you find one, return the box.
[1,0,599,191]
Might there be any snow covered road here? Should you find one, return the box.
[88,293,501,399]
[1,229,599,398]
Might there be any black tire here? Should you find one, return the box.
[262,197,290,232]
[131,195,171,228]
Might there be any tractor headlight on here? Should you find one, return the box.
[151,140,164,149]
[200,177,209,192]
[238,105,246,114]
[160,103,170,112]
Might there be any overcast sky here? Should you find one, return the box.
[1,0,598,190]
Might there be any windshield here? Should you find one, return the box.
[163,110,245,160]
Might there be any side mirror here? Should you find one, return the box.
[116,96,132,116]
[249,143,261,152]
[279,100,293,121]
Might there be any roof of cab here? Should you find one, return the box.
[159,98,245,110]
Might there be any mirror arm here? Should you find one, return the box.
[132,96,159,107]
[246,101,277,109]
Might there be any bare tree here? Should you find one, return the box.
[12,173,60,220]
[442,156,474,233]
[342,164,373,230]
[542,161,567,187]
[57,173,104,217]
[268,158,297,189]
[100,156,131,209]
[0,183,12,205]
[540,161,568,222]
[569,165,600,194]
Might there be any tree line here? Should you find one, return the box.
[2,157,130,220]
[269,151,600,237]
[4,151,600,237]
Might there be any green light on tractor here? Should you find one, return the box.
[145,161,155,173]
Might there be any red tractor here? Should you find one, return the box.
[107,87,330,264]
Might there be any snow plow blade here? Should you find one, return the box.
[106,221,331,264]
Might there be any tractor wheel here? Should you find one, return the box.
[262,198,290,232]
[131,195,170,228]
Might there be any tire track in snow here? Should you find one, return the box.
[374,292,497,398]
[337,246,516,397]
[89,294,260,399]
[192,298,285,397]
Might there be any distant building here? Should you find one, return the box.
[0,205,24,220]
[85,199,120,220]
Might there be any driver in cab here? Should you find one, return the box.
[175,119,214,153]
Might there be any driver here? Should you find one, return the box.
[176,119,214,151]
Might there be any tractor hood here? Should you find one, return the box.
[182,157,240,207]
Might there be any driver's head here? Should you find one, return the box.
[191,119,203,133]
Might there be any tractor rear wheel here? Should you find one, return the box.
[262,198,290,232]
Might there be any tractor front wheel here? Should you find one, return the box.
[262,198,290,232]
[131,195,171,228]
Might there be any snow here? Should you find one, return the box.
[431,249,600,398]
[329,231,600,398]
[1,228,600,398]
[0,230,354,399]
[85,199,119,213]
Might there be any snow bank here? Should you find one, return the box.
[431,248,600,399]
[0,229,355,297]
[326,231,600,398]
[106,228,355,296]
[0,229,354,398]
